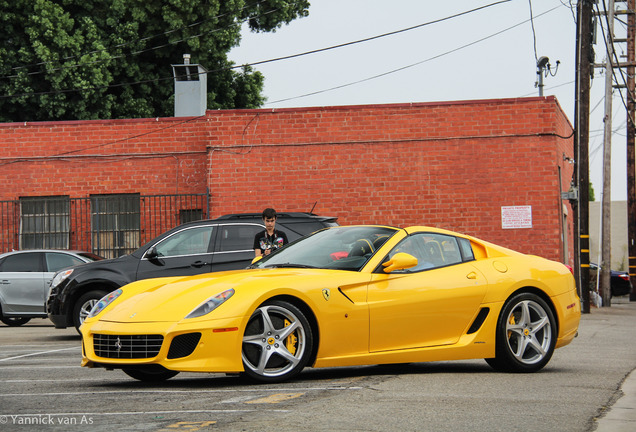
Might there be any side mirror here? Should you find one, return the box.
[145,247,158,260]
[251,255,263,264]
[382,253,418,273]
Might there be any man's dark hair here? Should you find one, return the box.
[262,208,277,219]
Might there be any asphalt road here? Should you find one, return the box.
[1,300,635,432]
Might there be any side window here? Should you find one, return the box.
[0,253,42,272]
[45,253,85,273]
[458,238,475,262]
[217,224,263,252]
[387,233,464,272]
[154,226,214,257]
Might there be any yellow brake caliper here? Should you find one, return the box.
[284,319,297,355]
[508,315,516,339]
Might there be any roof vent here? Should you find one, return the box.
[171,54,207,117]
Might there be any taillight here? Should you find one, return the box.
[565,265,574,274]
[618,274,630,281]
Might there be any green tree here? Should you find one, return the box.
[0,0,309,121]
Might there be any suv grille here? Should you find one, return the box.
[93,334,163,359]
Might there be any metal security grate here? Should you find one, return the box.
[93,334,163,359]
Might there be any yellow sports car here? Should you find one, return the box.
[80,225,581,383]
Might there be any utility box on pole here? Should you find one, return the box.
[172,54,207,117]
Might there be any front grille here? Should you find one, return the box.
[93,334,163,359]
[167,333,202,359]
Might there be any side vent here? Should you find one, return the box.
[467,308,490,334]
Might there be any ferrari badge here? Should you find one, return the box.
[322,288,331,301]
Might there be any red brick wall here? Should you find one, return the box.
[0,97,574,262]
[207,98,574,262]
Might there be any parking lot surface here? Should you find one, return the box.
[1,300,635,431]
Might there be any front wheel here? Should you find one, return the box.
[241,300,313,383]
[1,316,31,326]
[486,292,556,373]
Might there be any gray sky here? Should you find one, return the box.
[229,0,629,201]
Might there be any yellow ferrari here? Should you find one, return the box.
[80,225,581,383]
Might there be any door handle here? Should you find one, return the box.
[1,280,9,284]
[191,261,209,268]
[466,272,478,280]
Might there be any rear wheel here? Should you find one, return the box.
[1,316,31,326]
[73,290,108,332]
[241,300,313,383]
[486,292,556,373]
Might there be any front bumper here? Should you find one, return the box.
[81,316,246,374]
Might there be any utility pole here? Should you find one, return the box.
[575,0,594,313]
[627,0,636,302]
[601,0,616,307]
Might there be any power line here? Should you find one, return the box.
[266,4,562,106]
[0,0,512,101]
[0,0,270,79]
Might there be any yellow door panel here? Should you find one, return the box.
[368,263,488,352]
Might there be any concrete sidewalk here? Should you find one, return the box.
[593,296,636,432]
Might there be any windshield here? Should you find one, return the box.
[252,226,398,271]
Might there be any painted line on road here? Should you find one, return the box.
[245,393,304,404]
[0,347,79,362]
[0,409,289,417]
[0,386,362,398]
[0,365,78,370]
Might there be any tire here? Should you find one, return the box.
[73,290,108,332]
[241,300,313,383]
[123,368,180,382]
[486,292,556,373]
[1,316,31,326]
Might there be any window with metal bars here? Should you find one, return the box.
[19,196,70,249]
[91,194,140,259]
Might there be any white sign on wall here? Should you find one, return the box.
[501,206,532,229]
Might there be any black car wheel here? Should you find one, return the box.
[123,368,180,382]
[486,292,556,373]
[73,290,108,331]
[242,300,313,383]
[1,316,31,326]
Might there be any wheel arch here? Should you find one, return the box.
[262,294,320,367]
[67,280,121,320]
[505,286,560,335]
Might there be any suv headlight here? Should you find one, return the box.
[51,269,74,289]
[186,289,235,319]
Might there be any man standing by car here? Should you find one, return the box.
[254,208,288,257]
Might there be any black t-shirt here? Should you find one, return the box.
[253,229,288,254]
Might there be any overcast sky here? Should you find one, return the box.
[229,0,630,201]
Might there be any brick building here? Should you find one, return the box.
[0,96,575,263]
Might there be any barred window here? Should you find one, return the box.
[19,197,70,249]
[180,209,203,224]
[91,194,140,259]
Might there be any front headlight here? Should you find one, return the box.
[87,289,123,319]
[186,289,235,319]
[51,269,74,289]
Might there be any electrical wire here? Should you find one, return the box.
[265,4,562,106]
[0,0,270,79]
[0,0,513,101]
[595,0,635,128]
[528,0,539,63]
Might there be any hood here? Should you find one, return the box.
[98,268,362,323]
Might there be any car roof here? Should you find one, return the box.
[213,212,337,222]
[0,249,94,259]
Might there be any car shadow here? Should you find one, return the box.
[91,360,558,390]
